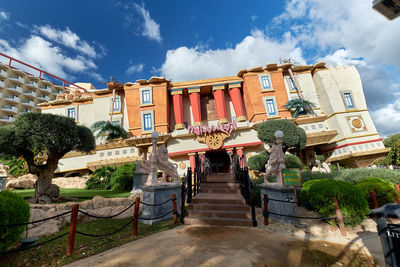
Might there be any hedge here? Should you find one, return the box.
[356,177,398,208]
[0,191,30,252]
[285,154,303,169]
[86,166,116,190]
[110,163,136,191]
[307,180,369,227]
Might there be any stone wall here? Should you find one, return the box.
[5,175,90,190]
[27,193,142,238]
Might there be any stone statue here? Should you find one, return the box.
[264,131,286,186]
[145,131,180,185]
[0,164,9,177]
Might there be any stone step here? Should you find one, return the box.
[187,209,252,219]
[200,187,241,194]
[187,203,250,211]
[193,193,246,205]
[184,216,253,227]
[201,182,240,188]
[204,177,237,183]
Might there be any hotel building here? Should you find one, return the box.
[41,62,388,176]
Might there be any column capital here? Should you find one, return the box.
[170,88,183,95]
[198,151,206,155]
[188,153,197,156]
[212,84,226,91]
[188,86,200,94]
[228,81,242,89]
[236,146,244,150]
[226,148,234,152]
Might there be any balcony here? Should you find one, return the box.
[39,86,52,94]
[0,80,4,88]
[0,69,7,79]
[6,85,22,94]
[4,95,20,104]
[0,115,15,123]
[0,91,2,98]
[21,99,34,107]
[2,105,18,114]
[8,75,25,84]
[37,95,50,102]
[24,90,36,98]
[52,90,63,95]
[26,80,38,88]
[21,109,32,114]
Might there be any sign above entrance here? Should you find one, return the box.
[282,168,302,187]
[187,121,237,136]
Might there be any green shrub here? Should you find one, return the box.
[111,163,136,191]
[307,180,369,227]
[356,177,398,208]
[299,179,324,207]
[252,175,264,207]
[285,154,303,169]
[0,191,30,252]
[247,151,269,172]
[336,168,400,184]
[301,170,339,183]
[0,155,28,177]
[86,166,116,190]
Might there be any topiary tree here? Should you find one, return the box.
[0,191,30,252]
[356,177,398,208]
[0,112,95,203]
[257,119,306,152]
[247,151,270,172]
[285,153,303,169]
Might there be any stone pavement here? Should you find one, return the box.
[65,225,383,267]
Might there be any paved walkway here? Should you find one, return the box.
[66,225,383,267]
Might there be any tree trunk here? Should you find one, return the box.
[30,162,60,203]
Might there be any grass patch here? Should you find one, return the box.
[0,218,176,267]
[12,189,130,199]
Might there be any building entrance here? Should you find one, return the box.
[205,150,231,173]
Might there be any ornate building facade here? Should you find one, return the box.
[41,62,388,175]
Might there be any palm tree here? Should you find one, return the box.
[91,121,129,142]
[284,98,316,118]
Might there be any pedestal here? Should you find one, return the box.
[0,176,6,191]
[258,184,297,223]
[140,184,181,225]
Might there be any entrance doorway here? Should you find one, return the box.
[205,150,231,173]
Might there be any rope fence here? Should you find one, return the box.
[1,210,72,227]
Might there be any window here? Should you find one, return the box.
[100,152,104,157]
[342,92,355,109]
[143,113,152,131]
[115,150,120,155]
[140,87,153,105]
[113,97,120,111]
[67,108,75,119]
[287,76,296,91]
[107,151,112,156]
[123,150,127,154]
[258,74,274,91]
[263,98,278,117]
[112,120,121,125]
[130,148,135,153]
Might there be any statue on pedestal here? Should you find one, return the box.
[264,131,286,186]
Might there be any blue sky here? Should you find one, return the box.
[0,0,400,135]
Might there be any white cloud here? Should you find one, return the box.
[251,15,258,22]
[133,3,162,43]
[35,25,100,58]
[371,99,400,136]
[161,30,305,82]
[0,36,97,79]
[126,62,144,75]
[0,11,9,20]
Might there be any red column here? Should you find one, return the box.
[236,147,244,168]
[188,153,196,170]
[171,89,184,130]
[188,87,202,126]
[212,84,228,124]
[198,152,205,172]
[228,83,247,122]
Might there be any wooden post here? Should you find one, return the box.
[394,185,400,204]
[332,197,346,236]
[172,194,178,225]
[263,194,269,226]
[369,191,379,209]
[66,204,79,256]
[132,197,140,237]
[293,187,299,206]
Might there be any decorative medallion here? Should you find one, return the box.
[351,118,363,128]
[347,115,367,132]
[179,161,186,170]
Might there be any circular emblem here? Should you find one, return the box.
[351,118,363,128]
[179,162,186,170]
[206,133,224,150]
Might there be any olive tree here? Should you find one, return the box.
[0,113,95,203]
[257,119,306,152]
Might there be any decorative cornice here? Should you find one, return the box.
[327,109,369,119]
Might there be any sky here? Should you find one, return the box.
[0,0,399,136]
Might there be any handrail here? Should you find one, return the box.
[0,52,87,92]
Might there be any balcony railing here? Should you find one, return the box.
[1,105,18,113]
[8,75,24,84]
[4,95,20,104]
[37,95,50,102]
[0,69,7,78]
[6,85,22,94]
[26,80,38,88]
[24,90,36,98]
[21,100,34,107]
[39,86,52,93]
[0,115,15,123]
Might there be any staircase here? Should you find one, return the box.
[184,173,254,226]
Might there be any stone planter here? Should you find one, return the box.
[140,184,181,225]
[258,184,297,223]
